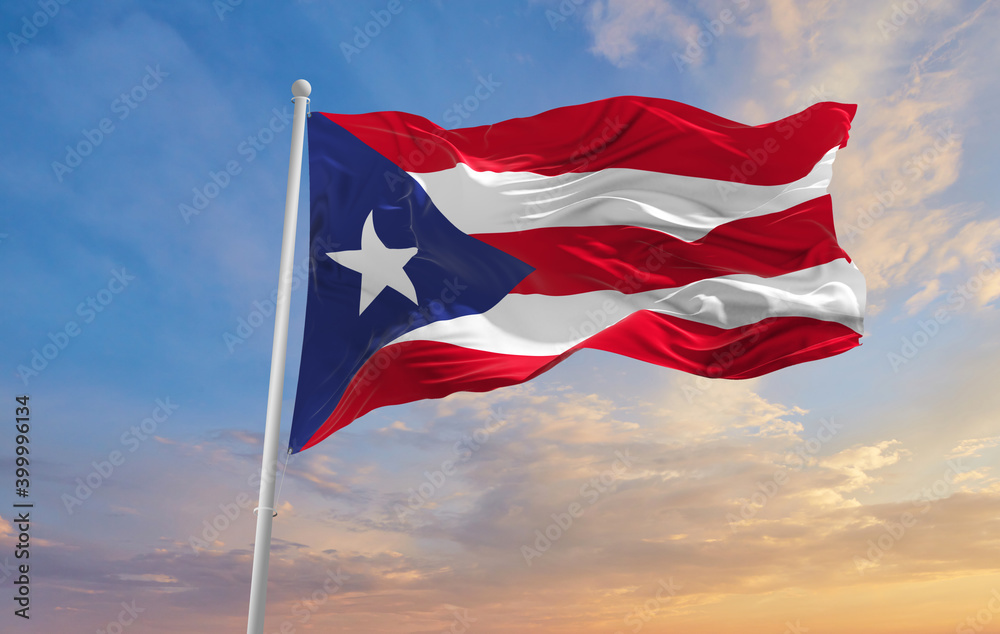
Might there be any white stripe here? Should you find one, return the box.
[389,260,865,357]
[410,148,837,242]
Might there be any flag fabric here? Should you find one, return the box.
[287,96,865,453]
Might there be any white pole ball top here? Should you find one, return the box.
[291,79,311,98]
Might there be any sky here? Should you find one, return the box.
[1,0,1000,632]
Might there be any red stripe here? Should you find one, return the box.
[299,314,860,451]
[319,97,855,184]
[473,196,849,296]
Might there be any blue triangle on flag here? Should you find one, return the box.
[288,114,534,452]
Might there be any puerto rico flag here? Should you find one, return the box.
[288,96,865,453]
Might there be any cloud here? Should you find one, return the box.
[525,393,641,443]
[10,3,1000,632]
[948,436,1000,459]
[904,278,942,314]
[655,376,806,439]
[14,370,1000,632]
[0,516,14,540]
[581,0,1000,318]
[756,1,1000,317]
[584,0,699,67]
[820,440,908,492]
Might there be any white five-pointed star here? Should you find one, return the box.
[326,210,419,315]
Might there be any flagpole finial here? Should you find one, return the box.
[292,79,311,98]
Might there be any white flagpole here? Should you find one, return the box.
[246,78,311,634]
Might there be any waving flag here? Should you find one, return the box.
[288,96,865,453]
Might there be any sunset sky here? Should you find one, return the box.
[2,1,1000,632]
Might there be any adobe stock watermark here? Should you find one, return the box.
[887,254,999,372]
[223,236,339,353]
[274,567,349,630]
[384,138,436,192]
[509,115,627,232]
[61,398,180,514]
[612,578,682,634]
[515,115,628,228]
[956,589,1000,633]
[545,0,585,30]
[715,108,817,202]
[727,417,842,532]
[380,76,501,193]
[568,115,627,171]
[189,443,291,555]
[877,0,932,40]
[179,105,293,224]
[223,267,309,354]
[393,407,506,523]
[7,0,73,54]
[841,123,959,245]
[853,457,970,575]
[712,86,850,207]
[188,491,255,554]
[340,0,412,63]
[96,600,144,634]
[442,75,501,127]
[563,242,666,340]
[681,317,784,404]
[0,556,19,585]
[213,0,243,21]
[520,449,634,566]
[16,268,136,386]
[51,65,168,182]
[441,607,476,634]
[346,274,470,392]
[800,84,836,108]
[672,0,751,72]
[564,243,678,342]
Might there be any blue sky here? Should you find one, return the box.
[2,1,1000,632]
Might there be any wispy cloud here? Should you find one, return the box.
[582,0,1000,317]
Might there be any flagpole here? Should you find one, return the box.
[246,78,311,634]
